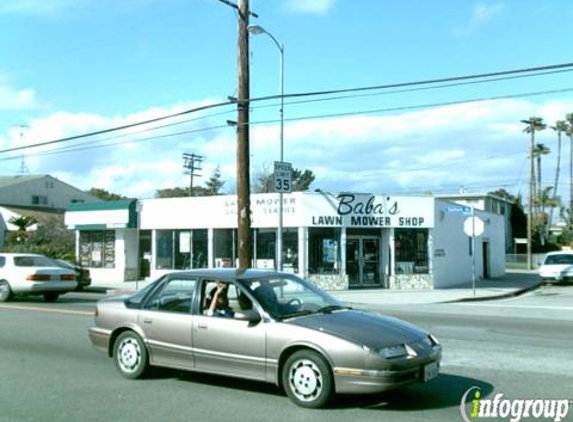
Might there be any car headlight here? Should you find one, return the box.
[377,344,418,359]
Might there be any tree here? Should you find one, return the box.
[292,169,316,191]
[549,121,568,231]
[532,142,550,217]
[252,164,316,193]
[565,113,573,226]
[204,166,226,195]
[7,215,38,244]
[155,187,190,198]
[3,216,75,260]
[521,116,546,267]
[88,188,126,201]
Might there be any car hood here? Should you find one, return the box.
[286,310,427,349]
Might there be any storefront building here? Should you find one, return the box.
[65,192,506,290]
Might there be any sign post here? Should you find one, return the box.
[274,161,292,271]
[463,211,484,297]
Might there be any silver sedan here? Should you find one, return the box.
[89,269,441,408]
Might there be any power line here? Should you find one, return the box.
[3,61,573,156]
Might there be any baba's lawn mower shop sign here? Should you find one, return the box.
[306,193,434,228]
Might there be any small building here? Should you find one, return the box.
[0,175,101,246]
[437,192,514,252]
[0,174,100,209]
[64,192,506,289]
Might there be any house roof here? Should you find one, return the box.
[0,175,48,188]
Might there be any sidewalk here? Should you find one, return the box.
[87,270,543,306]
[330,270,542,306]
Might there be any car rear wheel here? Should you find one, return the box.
[43,293,60,302]
[114,331,149,379]
[0,280,13,302]
[282,350,334,408]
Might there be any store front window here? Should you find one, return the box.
[308,228,341,274]
[394,229,429,274]
[214,229,237,268]
[255,229,275,269]
[282,229,298,273]
[79,230,115,268]
[253,229,298,272]
[155,229,208,270]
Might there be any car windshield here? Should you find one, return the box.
[14,256,56,267]
[241,274,345,320]
[544,254,573,265]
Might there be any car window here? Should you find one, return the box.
[200,279,252,317]
[144,278,197,313]
[0,257,5,268]
[545,254,573,265]
[14,256,55,267]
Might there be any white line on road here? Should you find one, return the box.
[0,304,93,316]
[457,303,573,311]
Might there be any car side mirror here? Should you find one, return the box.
[234,309,261,323]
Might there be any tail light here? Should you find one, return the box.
[60,274,76,281]
[26,274,51,281]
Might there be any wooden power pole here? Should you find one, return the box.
[236,0,252,268]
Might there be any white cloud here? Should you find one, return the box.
[283,0,337,15]
[3,95,573,201]
[0,84,37,111]
[456,2,506,35]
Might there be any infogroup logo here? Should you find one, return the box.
[460,387,571,422]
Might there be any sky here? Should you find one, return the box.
[1,0,573,205]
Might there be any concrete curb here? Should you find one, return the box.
[443,282,545,304]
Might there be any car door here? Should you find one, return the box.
[193,279,266,380]
[138,276,197,370]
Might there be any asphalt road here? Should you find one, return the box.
[0,284,572,422]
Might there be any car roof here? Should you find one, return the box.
[164,268,289,281]
[545,250,573,256]
[0,253,47,257]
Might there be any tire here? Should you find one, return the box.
[113,331,149,379]
[282,350,334,408]
[44,293,60,302]
[0,280,13,302]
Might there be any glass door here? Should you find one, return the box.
[346,237,380,285]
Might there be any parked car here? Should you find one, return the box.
[89,269,442,408]
[0,253,77,302]
[53,259,91,290]
[538,251,573,283]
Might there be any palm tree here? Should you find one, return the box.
[566,113,573,227]
[521,117,546,269]
[8,215,38,243]
[533,143,551,213]
[550,121,568,231]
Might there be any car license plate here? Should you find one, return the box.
[423,362,439,382]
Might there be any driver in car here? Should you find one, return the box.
[206,282,235,318]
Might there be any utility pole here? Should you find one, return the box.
[217,0,254,269]
[14,125,30,175]
[182,153,203,196]
[236,0,252,268]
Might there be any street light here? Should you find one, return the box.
[248,24,286,271]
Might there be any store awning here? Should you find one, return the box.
[65,200,137,230]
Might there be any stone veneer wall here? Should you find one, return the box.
[308,273,349,290]
[388,274,433,290]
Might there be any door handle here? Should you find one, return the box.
[197,323,208,329]
[143,318,153,324]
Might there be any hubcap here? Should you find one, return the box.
[118,338,141,373]
[288,359,323,402]
[0,282,10,300]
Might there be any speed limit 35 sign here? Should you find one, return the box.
[274,161,292,193]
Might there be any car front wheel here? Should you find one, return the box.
[114,331,149,379]
[0,280,13,302]
[282,350,334,408]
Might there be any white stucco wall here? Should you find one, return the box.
[432,200,505,288]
